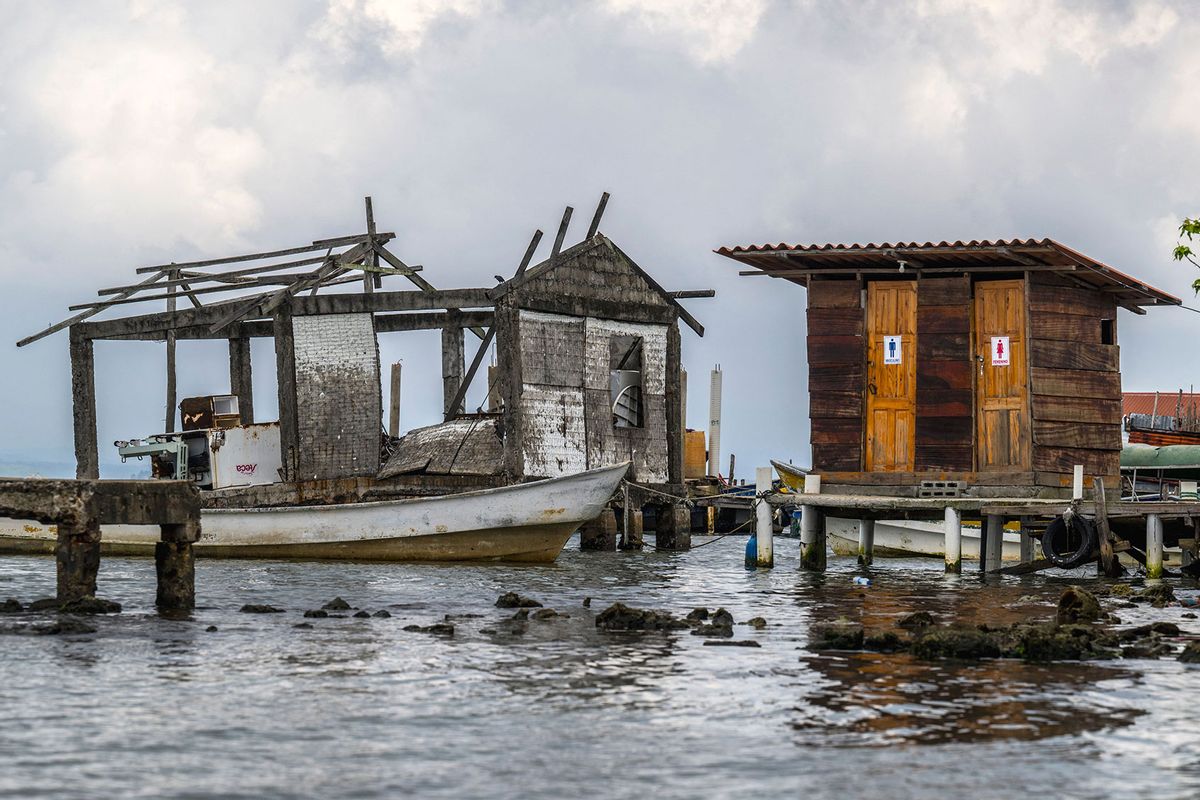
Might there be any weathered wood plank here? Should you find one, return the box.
[808,279,861,309]
[1032,446,1120,476]
[1032,421,1121,450]
[810,391,863,418]
[914,443,973,472]
[1030,367,1121,399]
[1031,395,1122,424]
[917,388,972,417]
[917,304,971,334]
[1030,339,1119,372]
[810,364,863,392]
[917,333,970,361]
[1030,313,1100,341]
[917,276,969,306]
[1029,286,1117,318]
[811,444,860,472]
[807,335,863,365]
[806,307,863,336]
[811,417,862,445]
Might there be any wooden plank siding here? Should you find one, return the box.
[1027,273,1122,488]
[808,279,863,473]
[916,276,972,471]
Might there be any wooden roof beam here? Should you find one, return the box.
[133,233,394,274]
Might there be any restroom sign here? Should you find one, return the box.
[883,335,902,365]
[991,336,1010,366]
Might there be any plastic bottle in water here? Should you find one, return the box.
[852,576,872,587]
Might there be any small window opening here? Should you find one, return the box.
[1100,319,1115,345]
[610,335,644,428]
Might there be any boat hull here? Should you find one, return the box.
[0,462,628,563]
[825,517,1031,561]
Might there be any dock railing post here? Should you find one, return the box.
[857,519,875,566]
[944,506,962,574]
[982,515,1003,573]
[755,466,773,567]
[1146,513,1164,580]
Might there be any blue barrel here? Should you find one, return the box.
[745,533,757,568]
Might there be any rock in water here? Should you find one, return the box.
[532,609,567,620]
[34,619,97,636]
[594,603,688,631]
[403,623,455,636]
[703,640,761,648]
[1,598,22,613]
[1134,584,1176,607]
[495,592,543,609]
[863,631,905,652]
[353,610,371,619]
[27,598,57,612]
[322,597,352,611]
[711,608,734,628]
[897,611,935,629]
[1057,587,1101,624]
[1179,642,1200,663]
[303,609,328,619]
[59,596,121,615]
[685,607,709,622]
[743,617,767,630]
[240,604,285,614]
[812,620,865,650]
[910,627,1001,660]
[372,610,392,618]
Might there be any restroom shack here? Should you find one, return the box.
[719,239,1180,497]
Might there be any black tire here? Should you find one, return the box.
[1042,516,1096,569]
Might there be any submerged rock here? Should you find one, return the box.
[911,627,1002,660]
[1178,642,1200,663]
[531,608,567,620]
[812,619,864,650]
[59,596,121,615]
[711,608,734,628]
[322,597,352,611]
[1006,622,1118,662]
[240,604,284,614]
[582,597,592,608]
[372,610,392,618]
[691,623,734,638]
[510,609,530,621]
[1107,583,1135,598]
[1057,587,1101,624]
[703,640,761,648]
[686,607,709,622]
[1,598,22,613]
[594,603,688,632]
[743,617,767,630]
[303,609,328,619]
[293,622,314,629]
[1133,584,1176,607]
[27,598,57,612]
[897,611,935,629]
[495,592,543,609]
[353,610,371,619]
[1123,642,1175,659]
[206,625,218,632]
[403,623,455,636]
[34,619,97,636]
[863,631,906,653]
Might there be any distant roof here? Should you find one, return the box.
[716,237,1180,309]
[1124,392,1200,417]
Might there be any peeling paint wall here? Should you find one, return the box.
[292,313,381,480]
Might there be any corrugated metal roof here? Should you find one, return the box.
[1124,392,1200,417]
[717,237,1181,307]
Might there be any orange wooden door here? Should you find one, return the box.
[973,280,1030,469]
[865,281,917,471]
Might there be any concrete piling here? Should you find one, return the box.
[857,519,875,566]
[156,522,198,612]
[799,507,826,572]
[55,519,101,603]
[944,506,962,574]
[754,466,773,568]
[580,508,618,551]
[1146,513,1164,580]
[625,510,644,550]
[656,505,692,551]
[982,515,1003,573]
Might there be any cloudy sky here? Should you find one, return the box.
[1,0,1198,476]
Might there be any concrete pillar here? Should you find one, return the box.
[580,508,618,551]
[944,506,962,574]
[1146,513,1164,580]
[155,540,195,613]
[69,326,99,480]
[56,519,101,603]
[656,505,692,551]
[857,519,875,566]
[229,336,254,424]
[755,466,774,567]
[982,515,1004,573]
[624,510,644,551]
[441,320,465,417]
[388,362,403,437]
[800,506,826,572]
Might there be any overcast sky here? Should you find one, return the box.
[1,0,1198,477]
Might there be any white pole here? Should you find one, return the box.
[944,506,962,574]
[1146,513,1164,580]
[708,366,722,478]
[755,466,773,567]
[983,515,1003,573]
[857,519,875,566]
[1072,464,1084,500]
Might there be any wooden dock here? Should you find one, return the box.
[0,479,201,611]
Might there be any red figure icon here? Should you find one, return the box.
[996,339,1004,359]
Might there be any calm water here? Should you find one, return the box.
[1,536,1199,800]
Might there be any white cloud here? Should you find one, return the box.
[601,0,768,64]
[315,0,495,59]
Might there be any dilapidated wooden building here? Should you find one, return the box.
[719,238,1179,497]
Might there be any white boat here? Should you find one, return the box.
[825,517,1033,561]
[0,462,629,564]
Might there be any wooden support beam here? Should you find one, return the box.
[69,326,99,480]
[668,290,716,298]
[364,196,376,295]
[18,270,168,347]
[374,243,487,340]
[586,192,609,239]
[228,336,254,424]
[272,307,298,482]
[292,287,494,316]
[551,206,573,262]
[99,254,336,295]
[441,313,465,417]
[1094,477,1121,577]
[133,234,392,274]
[165,275,178,433]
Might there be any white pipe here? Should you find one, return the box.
[1146,513,1164,580]
[755,466,773,567]
[944,506,962,574]
[857,519,875,566]
[708,366,722,478]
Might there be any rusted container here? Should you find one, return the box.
[180,395,241,431]
[684,430,707,479]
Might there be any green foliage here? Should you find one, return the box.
[1176,217,1200,292]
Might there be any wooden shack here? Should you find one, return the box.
[718,239,1180,497]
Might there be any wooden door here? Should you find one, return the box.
[865,281,917,471]
[973,280,1030,469]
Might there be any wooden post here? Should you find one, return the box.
[944,506,962,574]
[1146,513,1164,580]
[228,336,254,424]
[156,522,197,613]
[1019,519,1035,564]
[388,361,403,437]
[363,196,376,294]
[272,306,298,482]
[656,504,691,550]
[1094,477,1120,578]
[580,508,617,551]
[857,518,875,566]
[622,482,632,549]
[441,314,465,417]
[56,518,100,603]
[729,454,736,485]
[983,514,1003,573]
[665,323,683,485]
[69,326,99,480]
[755,466,774,567]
